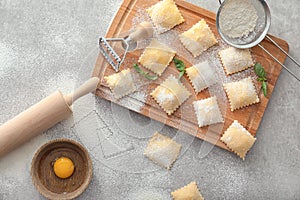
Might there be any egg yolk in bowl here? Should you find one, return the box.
[53,157,75,179]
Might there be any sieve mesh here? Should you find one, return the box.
[216,0,270,49]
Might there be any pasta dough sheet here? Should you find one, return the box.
[144,132,182,169]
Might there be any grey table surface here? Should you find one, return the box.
[0,0,299,199]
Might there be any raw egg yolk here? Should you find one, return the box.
[53,157,75,179]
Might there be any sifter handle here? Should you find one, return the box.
[65,77,100,106]
[258,44,300,81]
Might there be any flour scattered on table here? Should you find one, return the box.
[0,42,16,76]
[44,72,76,95]
[219,0,258,38]
[0,135,48,180]
[127,188,169,200]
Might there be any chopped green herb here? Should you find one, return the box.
[257,77,267,82]
[254,62,268,97]
[179,71,185,79]
[254,63,266,78]
[173,58,185,80]
[262,81,267,97]
[133,64,158,80]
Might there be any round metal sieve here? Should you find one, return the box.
[216,0,270,49]
[216,0,300,81]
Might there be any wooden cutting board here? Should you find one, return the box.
[92,0,289,151]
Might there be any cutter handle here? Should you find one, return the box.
[128,21,153,42]
[64,77,100,106]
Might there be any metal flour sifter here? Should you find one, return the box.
[216,0,300,81]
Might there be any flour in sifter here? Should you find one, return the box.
[219,0,258,38]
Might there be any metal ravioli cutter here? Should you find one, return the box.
[216,0,300,81]
[99,21,154,72]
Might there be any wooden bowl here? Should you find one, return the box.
[31,138,93,200]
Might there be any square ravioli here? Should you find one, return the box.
[179,19,218,57]
[193,96,224,128]
[144,132,182,169]
[223,77,259,111]
[138,39,176,76]
[186,61,217,93]
[104,69,136,99]
[221,120,256,160]
[151,75,191,115]
[146,0,184,34]
[219,47,254,75]
[171,181,204,200]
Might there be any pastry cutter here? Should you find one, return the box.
[0,77,99,158]
[99,21,153,72]
[216,0,300,81]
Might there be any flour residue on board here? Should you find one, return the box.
[118,90,147,112]
[219,0,258,38]
[127,4,258,123]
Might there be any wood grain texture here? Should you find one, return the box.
[92,0,289,151]
[31,139,93,200]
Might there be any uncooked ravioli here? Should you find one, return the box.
[219,0,258,38]
[223,77,259,111]
[144,132,182,169]
[150,75,191,115]
[138,39,176,76]
[104,69,136,99]
[221,120,256,160]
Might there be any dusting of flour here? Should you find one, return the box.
[118,90,147,113]
[219,0,258,38]
[0,42,16,76]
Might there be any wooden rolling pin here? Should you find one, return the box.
[0,77,99,157]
